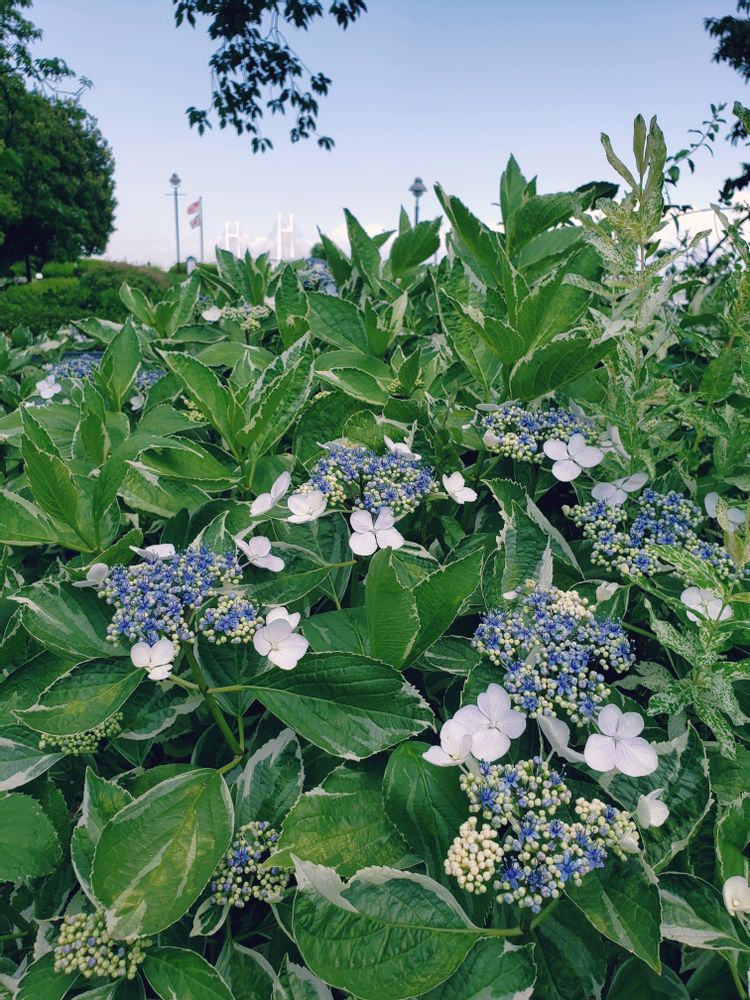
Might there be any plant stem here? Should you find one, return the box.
[529,896,560,931]
[483,926,524,938]
[622,622,657,641]
[218,754,242,776]
[186,644,242,756]
[168,674,201,692]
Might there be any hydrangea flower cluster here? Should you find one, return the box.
[180,394,205,422]
[210,821,290,907]
[298,257,336,294]
[135,368,165,391]
[222,303,270,333]
[99,546,241,644]
[445,758,638,912]
[197,593,262,644]
[473,585,634,724]
[300,444,434,515]
[47,352,102,380]
[481,404,597,462]
[54,911,149,980]
[39,714,123,755]
[567,489,742,579]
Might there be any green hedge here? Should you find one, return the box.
[0,260,173,334]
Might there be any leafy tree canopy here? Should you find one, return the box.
[173,0,368,152]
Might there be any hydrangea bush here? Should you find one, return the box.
[0,115,749,999]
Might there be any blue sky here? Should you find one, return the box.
[31,0,750,265]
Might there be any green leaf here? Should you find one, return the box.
[716,797,750,882]
[307,294,369,352]
[91,769,233,938]
[508,335,614,400]
[142,947,233,1000]
[0,724,63,791]
[365,549,420,668]
[0,488,67,547]
[435,186,504,287]
[119,462,211,517]
[239,345,314,457]
[345,209,382,288]
[159,351,243,455]
[292,861,501,1000]
[532,899,609,1000]
[233,728,304,829]
[0,650,75,727]
[275,957,334,1000]
[139,441,239,491]
[411,550,483,659]
[16,953,77,1000]
[244,652,433,759]
[97,320,141,410]
[276,265,310,347]
[11,580,126,660]
[275,762,407,876]
[659,871,750,953]
[15,659,143,736]
[71,768,133,903]
[567,858,662,971]
[0,791,61,880]
[142,947,234,1000]
[389,219,441,278]
[21,431,87,541]
[315,349,391,405]
[701,349,735,403]
[420,939,536,1000]
[607,956,690,1000]
[217,940,281,1000]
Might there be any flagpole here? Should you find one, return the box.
[200,197,204,264]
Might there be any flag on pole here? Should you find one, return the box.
[187,199,201,215]
[189,214,201,229]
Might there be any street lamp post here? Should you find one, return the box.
[409,176,427,226]
[169,173,181,271]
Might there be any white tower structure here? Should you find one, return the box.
[274,214,295,262]
[223,221,241,255]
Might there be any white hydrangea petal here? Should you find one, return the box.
[471,727,510,762]
[551,459,582,482]
[150,638,176,667]
[453,705,485,732]
[271,471,292,500]
[573,445,604,469]
[501,708,527,740]
[374,509,395,531]
[614,737,658,777]
[147,664,173,681]
[704,492,719,518]
[349,530,378,556]
[596,703,623,737]
[251,493,273,516]
[255,553,285,573]
[621,472,648,492]
[130,642,152,669]
[723,875,750,916]
[375,527,404,551]
[591,482,618,503]
[543,439,569,462]
[350,509,374,533]
[253,629,273,656]
[423,745,458,766]
[538,714,585,763]
[616,711,645,739]
[583,733,617,772]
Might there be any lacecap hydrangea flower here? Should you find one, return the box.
[99,546,241,644]
[297,443,434,515]
[211,821,290,907]
[473,584,634,724]
[566,489,743,580]
[54,911,149,980]
[446,757,638,912]
[198,593,263,644]
[480,403,598,463]
[47,352,102,380]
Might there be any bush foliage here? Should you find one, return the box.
[0,115,749,999]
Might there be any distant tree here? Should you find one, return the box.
[705,1,750,199]
[0,78,116,278]
[0,0,114,277]
[172,0,367,152]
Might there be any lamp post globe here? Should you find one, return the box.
[409,176,427,225]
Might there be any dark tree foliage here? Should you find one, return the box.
[705,1,750,199]
[173,0,367,152]
[0,0,114,276]
[0,81,116,278]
